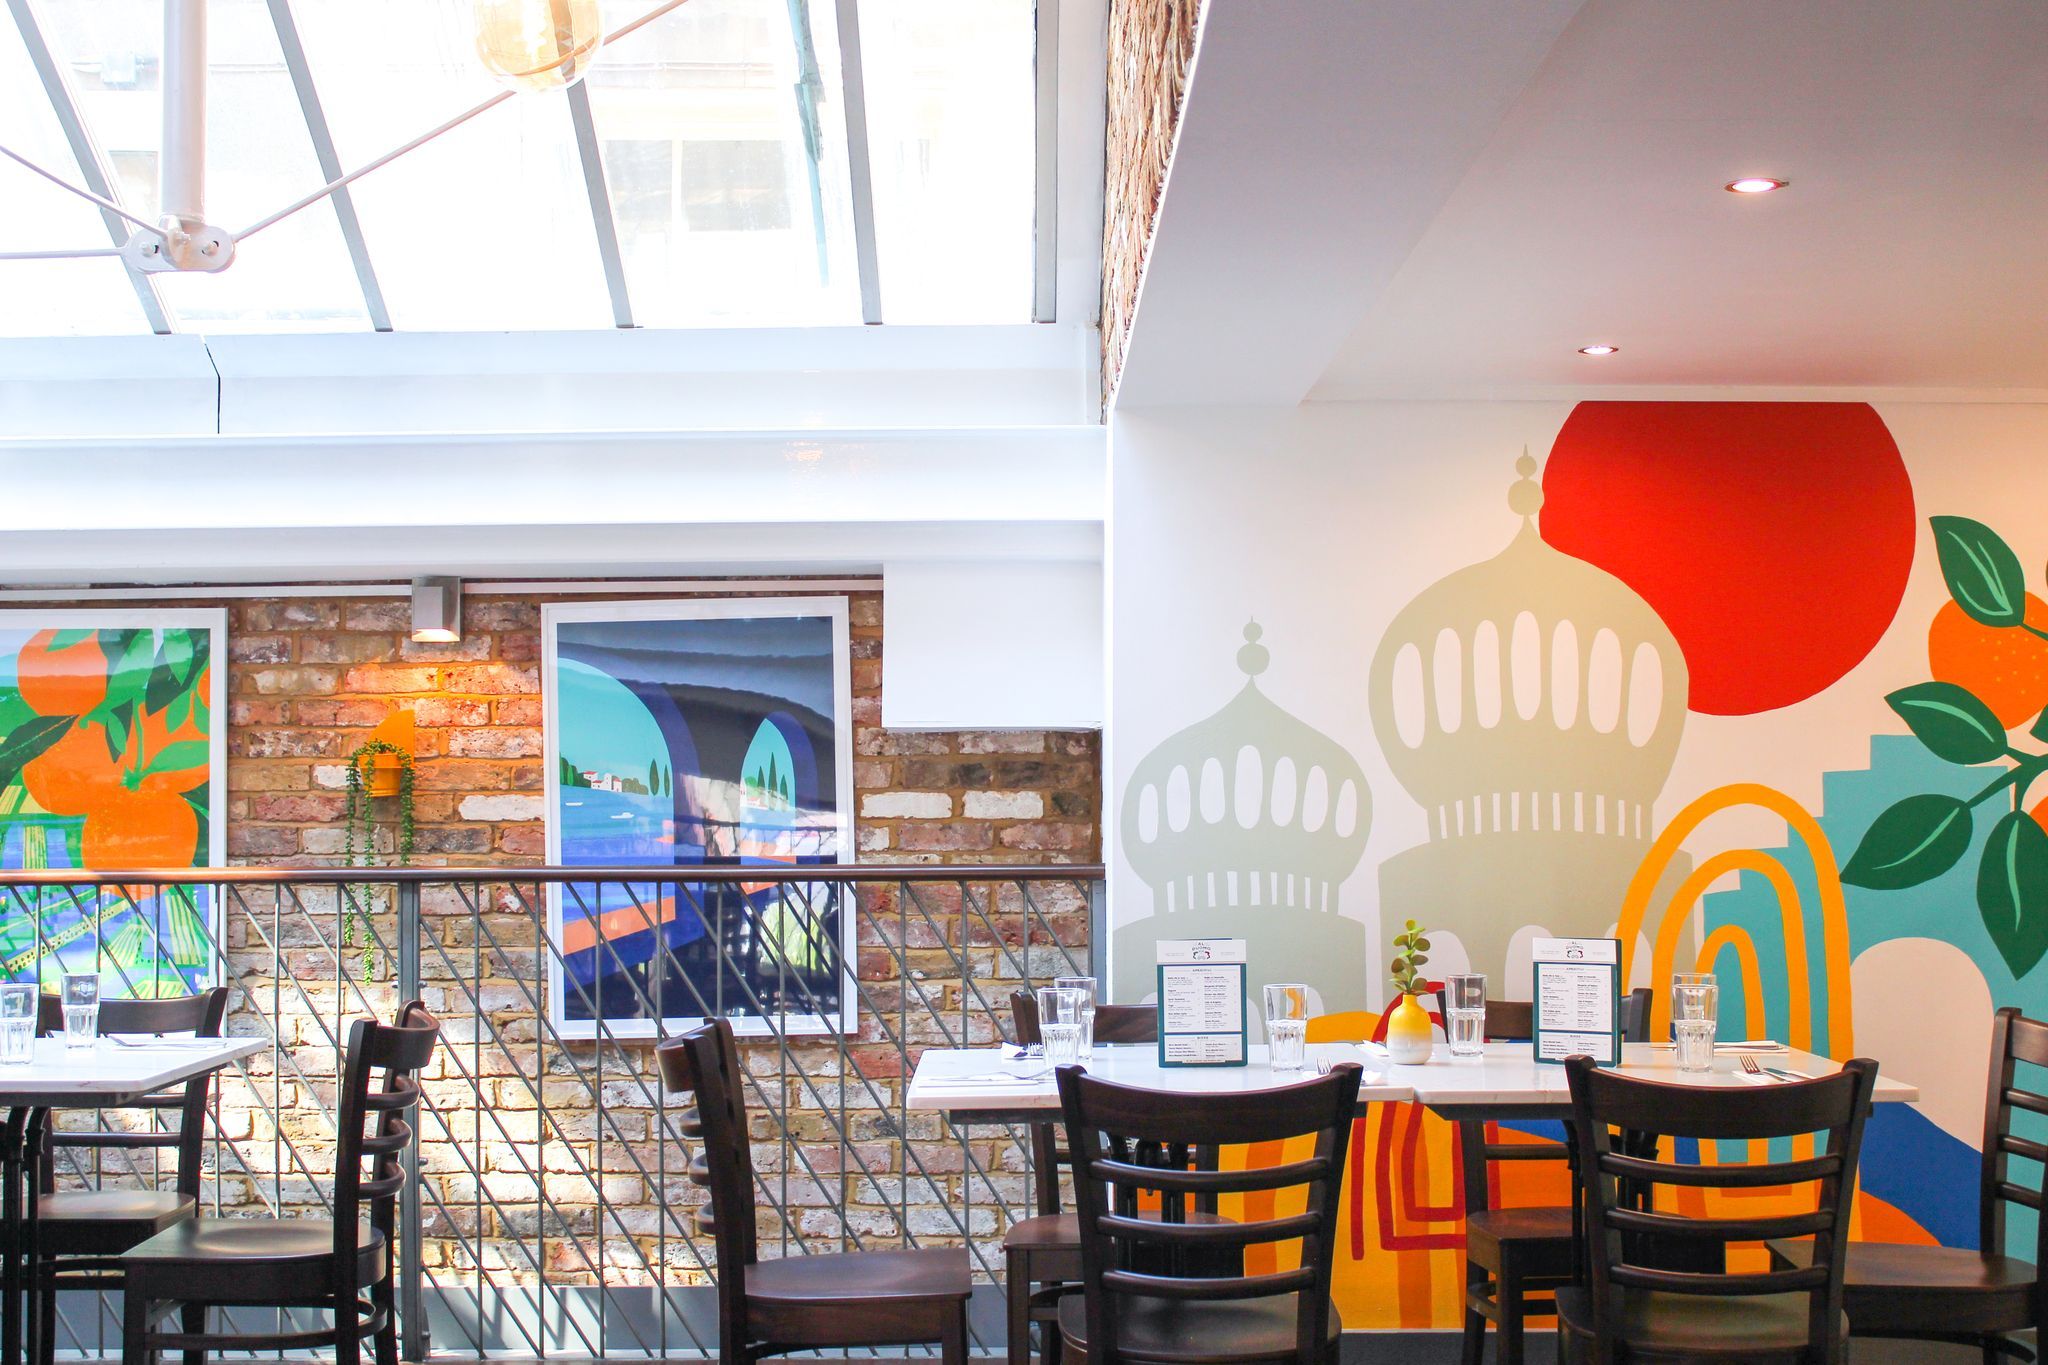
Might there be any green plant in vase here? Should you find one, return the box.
[340,739,415,980]
[1386,919,1434,1064]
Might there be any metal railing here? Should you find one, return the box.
[0,863,1104,1360]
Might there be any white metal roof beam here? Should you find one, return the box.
[566,81,634,330]
[6,0,172,333]
[263,0,391,331]
[832,0,883,324]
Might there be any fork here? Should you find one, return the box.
[1315,1054,1333,1076]
[1738,1054,1769,1079]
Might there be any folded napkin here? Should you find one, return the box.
[919,1070,1054,1086]
[106,1034,233,1050]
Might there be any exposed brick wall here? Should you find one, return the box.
[1101,0,1201,402]
[43,582,1102,1323]
[214,587,1099,869]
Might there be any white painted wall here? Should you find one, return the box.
[883,558,1103,730]
[1107,398,2048,1003]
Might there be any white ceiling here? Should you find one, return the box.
[1118,0,2048,407]
[1314,0,2048,398]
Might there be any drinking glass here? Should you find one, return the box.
[61,972,99,1049]
[1445,973,1486,1058]
[1037,985,1084,1066]
[1053,975,1098,1058]
[1671,972,1718,1073]
[1264,982,1309,1072]
[0,985,34,1065]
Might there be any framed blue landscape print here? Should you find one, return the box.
[542,597,855,1038]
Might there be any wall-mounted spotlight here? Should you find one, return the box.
[411,576,463,643]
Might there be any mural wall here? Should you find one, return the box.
[1108,398,2048,1326]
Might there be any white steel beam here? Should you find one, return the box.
[832,0,883,324]
[566,82,634,329]
[263,0,390,330]
[5,0,172,332]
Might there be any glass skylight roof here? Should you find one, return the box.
[0,0,1041,335]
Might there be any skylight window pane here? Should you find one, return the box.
[586,0,861,327]
[856,0,1035,323]
[0,16,148,335]
[35,0,368,331]
[289,0,611,331]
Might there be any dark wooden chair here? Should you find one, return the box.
[1005,990,1171,1365]
[1558,1052,1879,1365]
[1448,987,1653,1365]
[1768,1004,2044,1361]
[119,1001,439,1365]
[657,1017,971,1364]
[1054,1058,1363,1365]
[32,988,227,1365]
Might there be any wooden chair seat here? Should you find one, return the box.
[1557,1285,1845,1362]
[127,1215,389,1300]
[35,1189,193,1252]
[32,987,229,1365]
[1766,1240,2037,1334]
[1464,1204,1574,1254]
[1004,993,1177,1365]
[120,1003,439,1365]
[1454,990,1652,1365]
[1057,1286,1341,1364]
[660,1020,969,1364]
[1558,1055,1877,1365]
[746,1245,969,1305]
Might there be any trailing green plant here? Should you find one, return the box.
[341,739,415,980]
[1390,918,1432,997]
[1840,515,2048,978]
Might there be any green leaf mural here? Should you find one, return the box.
[1841,793,1974,890]
[0,714,71,792]
[1930,515,2027,627]
[1844,512,2048,976]
[1886,682,2009,765]
[1978,810,2048,977]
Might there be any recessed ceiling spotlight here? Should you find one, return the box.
[1577,344,1620,356]
[1725,176,1789,195]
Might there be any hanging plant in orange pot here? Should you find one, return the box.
[339,711,417,978]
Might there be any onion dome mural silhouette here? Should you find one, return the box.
[1367,454,1693,992]
[1116,623,1372,1016]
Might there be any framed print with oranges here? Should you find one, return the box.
[0,609,226,997]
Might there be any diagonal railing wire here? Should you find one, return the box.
[0,864,1100,1361]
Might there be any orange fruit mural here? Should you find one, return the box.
[15,629,108,718]
[1928,593,2048,728]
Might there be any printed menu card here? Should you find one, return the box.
[1156,938,1248,1067]
[1531,936,1622,1066]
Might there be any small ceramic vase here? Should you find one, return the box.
[1385,991,1434,1064]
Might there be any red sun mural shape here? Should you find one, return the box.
[1540,402,1916,717]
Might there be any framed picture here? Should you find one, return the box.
[542,597,855,1038]
[0,610,227,997]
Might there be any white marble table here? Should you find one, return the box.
[905,1040,1921,1120]
[0,1036,263,1365]
[0,1035,263,1107]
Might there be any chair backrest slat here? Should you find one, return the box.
[1059,1061,1362,1365]
[1011,990,1159,1216]
[39,987,227,1200]
[657,1019,761,1342]
[1566,1053,1878,1360]
[1978,1008,2048,1265]
[333,1000,439,1279]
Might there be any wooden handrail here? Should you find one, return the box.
[0,862,1106,887]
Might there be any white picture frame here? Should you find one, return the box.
[0,608,228,993]
[542,597,856,1039]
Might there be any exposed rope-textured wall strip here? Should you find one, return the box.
[1100,0,1200,405]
